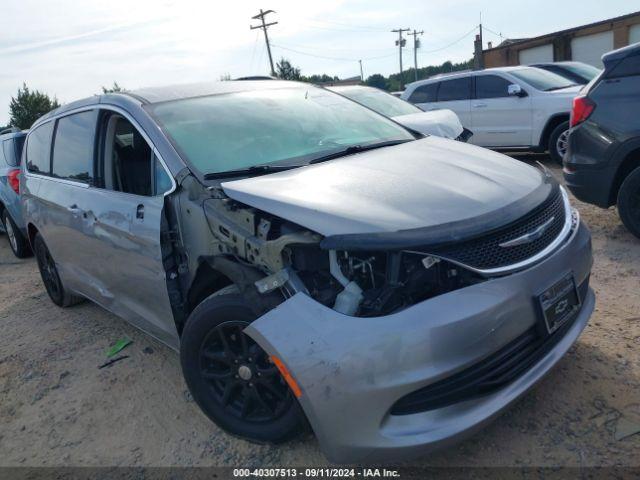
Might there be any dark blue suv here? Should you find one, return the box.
[564,42,640,239]
[0,127,29,257]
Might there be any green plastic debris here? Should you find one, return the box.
[106,337,132,358]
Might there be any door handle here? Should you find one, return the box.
[136,204,145,220]
[472,103,487,108]
[67,204,82,214]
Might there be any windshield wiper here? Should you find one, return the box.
[204,164,305,180]
[308,139,412,165]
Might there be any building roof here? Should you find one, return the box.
[483,10,640,52]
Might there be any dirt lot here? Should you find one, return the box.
[0,156,639,468]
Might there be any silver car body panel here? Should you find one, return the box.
[246,220,593,463]
[392,109,464,139]
[22,104,180,350]
[221,136,545,236]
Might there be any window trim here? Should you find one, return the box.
[24,105,176,197]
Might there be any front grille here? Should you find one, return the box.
[390,277,589,416]
[431,189,566,271]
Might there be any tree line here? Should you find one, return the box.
[1,59,470,131]
[274,57,473,91]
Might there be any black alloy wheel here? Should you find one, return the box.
[200,319,293,422]
[181,292,306,443]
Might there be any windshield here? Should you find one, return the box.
[149,86,415,176]
[562,63,601,82]
[331,86,422,117]
[510,67,576,91]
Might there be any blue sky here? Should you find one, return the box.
[0,0,637,124]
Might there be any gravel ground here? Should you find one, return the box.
[0,156,638,468]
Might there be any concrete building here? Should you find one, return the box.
[483,11,640,68]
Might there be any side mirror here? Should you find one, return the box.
[508,84,526,97]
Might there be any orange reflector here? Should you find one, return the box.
[270,355,302,398]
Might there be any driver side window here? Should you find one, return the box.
[100,113,172,196]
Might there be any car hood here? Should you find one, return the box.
[221,137,546,236]
[392,109,463,139]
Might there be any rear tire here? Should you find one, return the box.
[181,291,306,443]
[617,166,640,240]
[2,211,30,258]
[548,121,570,165]
[33,233,83,307]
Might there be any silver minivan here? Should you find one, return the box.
[21,80,594,463]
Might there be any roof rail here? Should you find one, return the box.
[0,127,21,135]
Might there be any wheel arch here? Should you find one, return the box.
[27,223,40,248]
[610,147,640,205]
[181,256,283,336]
[539,113,570,149]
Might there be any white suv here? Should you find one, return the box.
[401,66,581,163]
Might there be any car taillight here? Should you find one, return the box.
[7,169,20,194]
[570,95,596,127]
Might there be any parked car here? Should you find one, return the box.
[531,61,602,85]
[401,66,582,163]
[21,80,594,463]
[0,127,29,257]
[564,42,640,238]
[328,85,472,141]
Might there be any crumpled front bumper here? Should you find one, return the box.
[245,221,594,463]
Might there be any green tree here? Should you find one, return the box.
[365,73,388,90]
[302,73,339,84]
[101,81,124,94]
[9,83,60,129]
[275,58,301,80]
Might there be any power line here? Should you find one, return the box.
[270,43,396,62]
[418,25,478,54]
[268,41,396,54]
[250,9,278,76]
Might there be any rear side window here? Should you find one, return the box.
[52,110,97,183]
[607,54,640,79]
[476,75,512,99]
[408,83,439,103]
[437,77,471,101]
[26,122,54,174]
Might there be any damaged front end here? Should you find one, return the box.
[202,189,486,319]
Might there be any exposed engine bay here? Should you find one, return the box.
[201,192,485,318]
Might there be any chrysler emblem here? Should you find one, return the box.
[499,217,555,248]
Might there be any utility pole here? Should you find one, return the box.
[251,9,278,76]
[392,28,410,90]
[408,30,424,82]
[359,59,364,82]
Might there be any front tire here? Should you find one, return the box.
[181,292,306,443]
[549,120,570,165]
[2,211,30,258]
[33,233,83,307]
[617,166,640,240]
